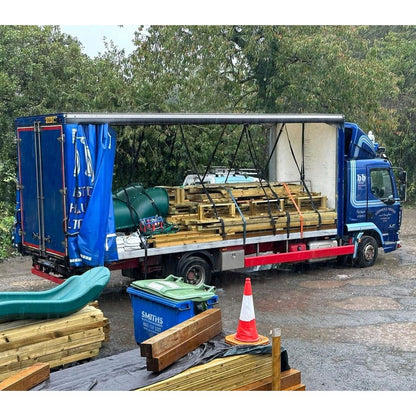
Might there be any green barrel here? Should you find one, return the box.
[112,185,169,231]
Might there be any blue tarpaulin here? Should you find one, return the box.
[64,123,118,267]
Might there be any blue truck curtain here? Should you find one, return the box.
[64,123,118,267]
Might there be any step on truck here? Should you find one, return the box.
[13,113,407,285]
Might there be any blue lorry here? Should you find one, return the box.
[13,113,406,285]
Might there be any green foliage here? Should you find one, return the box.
[114,25,401,187]
[0,209,15,261]
[0,25,129,257]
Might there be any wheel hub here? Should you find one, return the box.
[364,245,375,260]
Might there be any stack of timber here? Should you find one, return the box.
[137,355,305,391]
[147,182,336,248]
[140,308,222,372]
[137,308,305,391]
[0,304,108,382]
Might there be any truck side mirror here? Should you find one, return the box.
[398,170,407,202]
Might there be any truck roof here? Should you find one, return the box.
[15,113,345,126]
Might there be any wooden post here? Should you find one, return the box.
[271,328,281,391]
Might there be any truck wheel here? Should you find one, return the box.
[356,235,378,268]
[177,256,211,287]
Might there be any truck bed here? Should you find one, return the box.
[116,182,337,259]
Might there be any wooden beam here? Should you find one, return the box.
[140,308,221,358]
[146,320,223,372]
[0,363,50,391]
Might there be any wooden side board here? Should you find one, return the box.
[0,363,50,391]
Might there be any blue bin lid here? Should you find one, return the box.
[130,275,216,302]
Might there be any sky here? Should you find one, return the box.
[4,0,413,29]
[2,0,414,60]
[60,25,138,58]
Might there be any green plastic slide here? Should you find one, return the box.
[0,267,110,322]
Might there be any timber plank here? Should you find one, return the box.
[233,368,302,391]
[182,358,271,391]
[146,320,223,372]
[151,235,222,248]
[0,343,102,381]
[0,363,50,391]
[0,320,105,356]
[0,305,101,332]
[283,383,306,391]
[0,306,104,352]
[140,308,221,358]
[139,354,304,391]
[138,354,272,391]
[0,328,104,369]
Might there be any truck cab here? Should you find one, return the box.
[343,122,404,265]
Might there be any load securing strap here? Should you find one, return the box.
[282,182,304,238]
[179,125,226,236]
[244,125,280,234]
[285,125,322,229]
[225,188,247,244]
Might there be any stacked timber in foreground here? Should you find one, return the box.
[0,304,108,382]
[137,355,305,391]
[137,307,304,391]
[147,182,336,248]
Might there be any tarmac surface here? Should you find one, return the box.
[1,207,416,391]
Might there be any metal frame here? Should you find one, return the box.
[62,113,345,126]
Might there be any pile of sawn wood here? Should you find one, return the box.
[0,304,109,384]
[148,181,336,248]
[137,308,305,391]
[0,306,305,391]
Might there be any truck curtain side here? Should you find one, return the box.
[13,113,405,285]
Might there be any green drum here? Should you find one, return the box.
[112,185,169,231]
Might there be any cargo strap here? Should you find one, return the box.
[226,188,247,244]
[141,190,161,217]
[201,125,227,183]
[282,182,304,238]
[244,125,280,234]
[179,125,226,237]
[121,186,141,227]
[285,125,322,229]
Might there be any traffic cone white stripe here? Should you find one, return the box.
[239,294,256,322]
[225,277,269,346]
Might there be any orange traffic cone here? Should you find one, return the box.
[225,277,269,346]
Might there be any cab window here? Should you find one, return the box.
[370,168,393,200]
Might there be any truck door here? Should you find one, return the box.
[17,123,66,257]
[366,164,401,252]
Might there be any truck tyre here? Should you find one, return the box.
[177,256,211,287]
[356,235,378,268]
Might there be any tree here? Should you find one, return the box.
[0,25,130,259]
[115,25,400,187]
[366,27,416,200]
